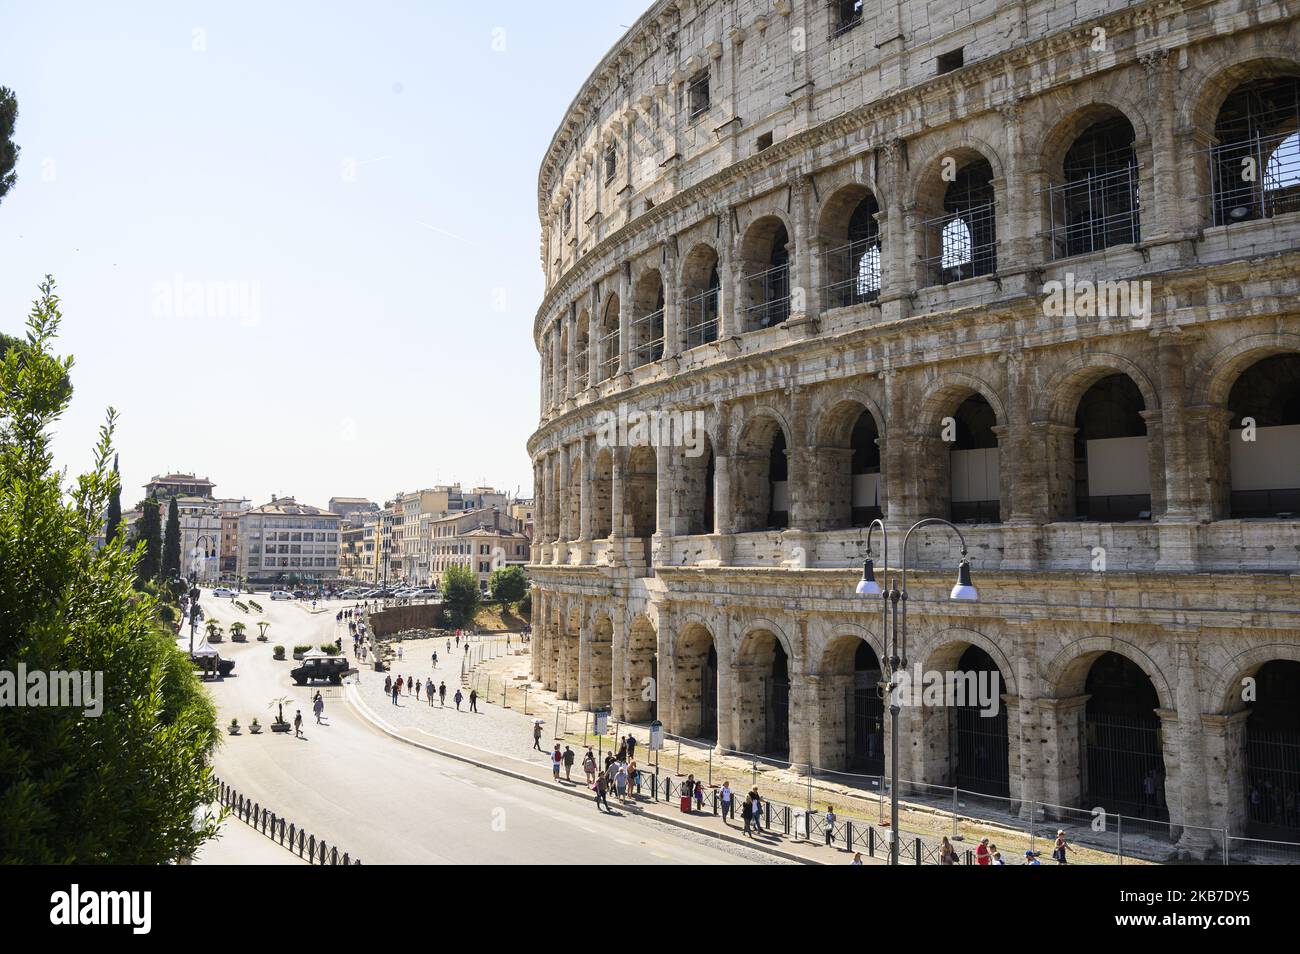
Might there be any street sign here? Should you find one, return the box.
[648,720,664,751]
[593,709,609,735]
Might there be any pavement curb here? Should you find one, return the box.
[344,683,825,866]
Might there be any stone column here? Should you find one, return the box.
[587,285,600,386]
[610,608,627,722]
[565,304,578,399]
[530,589,545,681]
[577,436,593,546]
[1012,620,1043,817]
[617,261,631,375]
[662,243,682,358]
[556,444,570,545]
[1171,628,1215,857]
[788,175,819,331]
[550,326,563,409]
[714,613,736,751]
[1154,331,1201,570]
[609,450,626,540]
[877,139,911,324]
[1037,695,1088,809]
[1201,710,1250,842]
[1184,405,1232,521]
[577,604,593,710]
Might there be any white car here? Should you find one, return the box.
[212,587,237,598]
[269,590,293,601]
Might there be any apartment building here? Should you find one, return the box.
[236,496,341,582]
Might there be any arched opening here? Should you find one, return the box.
[921,156,997,285]
[850,411,882,526]
[1049,115,1141,258]
[1228,353,1300,517]
[625,615,657,722]
[623,445,658,539]
[682,434,716,536]
[815,401,883,530]
[820,187,882,310]
[739,217,790,331]
[566,456,582,541]
[1210,75,1300,226]
[590,614,613,709]
[951,645,1010,796]
[1243,660,1300,836]
[818,636,884,773]
[732,416,790,533]
[598,292,620,382]
[591,449,613,539]
[630,270,665,368]
[573,310,590,390]
[1083,652,1167,820]
[736,630,791,761]
[680,244,720,349]
[674,623,718,740]
[557,325,569,399]
[1073,374,1151,521]
[949,395,1000,523]
[561,607,582,702]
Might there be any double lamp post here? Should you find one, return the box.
[855,517,980,865]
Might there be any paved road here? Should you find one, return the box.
[193,592,773,865]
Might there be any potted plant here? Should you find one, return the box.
[269,696,292,733]
[228,718,240,735]
[257,621,271,642]
[292,644,312,660]
[206,620,224,643]
[249,717,262,734]
[230,621,247,643]
[272,644,286,660]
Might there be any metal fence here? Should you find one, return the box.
[215,777,361,865]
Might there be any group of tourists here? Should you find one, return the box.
[383,673,477,713]
[962,829,1069,865]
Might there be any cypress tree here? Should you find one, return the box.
[162,495,181,579]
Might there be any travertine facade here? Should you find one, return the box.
[527,0,1300,851]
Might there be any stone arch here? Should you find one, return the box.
[814,631,887,772]
[1034,98,1152,180]
[1179,51,1300,135]
[679,241,721,294]
[672,621,719,740]
[737,213,793,331]
[810,390,886,530]
[1043,636,1174,711]
[589,611,614,710]
[1040,352,1161,423]
[565,454,583,541]
[1208,642,1300,715]
[629,267,665,368]
[916,627,1020,697]
[679,430,716,536]
[573,307,590,389]
[596,289,621,382]
[730,407,792,533]
[1198,334,1300,406]
[917,372,1006,433]
[590,446,613,538]
[623,444,658,538]
[734,623,795,761]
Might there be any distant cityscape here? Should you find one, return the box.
[115,472,534,592]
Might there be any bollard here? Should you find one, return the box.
[676,740,681,776]
[523,687,528,715]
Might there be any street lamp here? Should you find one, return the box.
[857,517,979,865]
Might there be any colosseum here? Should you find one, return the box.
[526,0,1300,854]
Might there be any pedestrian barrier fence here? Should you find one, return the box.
[215,777,361,865]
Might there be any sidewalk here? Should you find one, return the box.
[345,671,872,866]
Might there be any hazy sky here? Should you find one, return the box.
[0,0,646,509]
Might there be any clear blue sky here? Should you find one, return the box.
[0,0,646,509]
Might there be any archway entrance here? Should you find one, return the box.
[736,630,791,761]
[674,624,718,741]
[1244,660,1300,836]
[625,615,657,722]
[952,646,1010,796]
[1083,652,1166,819]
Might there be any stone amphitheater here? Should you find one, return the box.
[525,0,1300,852]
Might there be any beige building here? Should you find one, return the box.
[145,472,215,500]
[429,508,528,591]
[510,498,536,539]
[236,496,342,582]
[175,496,222,584]
[526,0,1300,855]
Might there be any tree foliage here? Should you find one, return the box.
[0,87,17,204]
[162,495,180,580]
[104,454,122,545]
[440,563,481,627]
[134,499,161,583]
[0,277,220,863]
[489,565,528,604]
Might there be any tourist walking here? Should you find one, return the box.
[720,781,733,824]
[551,744,563,781]
[426,677,435,704]
[976,838,991,865]
[626,734,636,760]
[469,688,478,712]
[313,692,324,724]
[293,708,303,738]
[397,644,403,661]
[533,722,544,751]
[615,761,628,799]
[940,836,957,865]
[562,745,575,781]
[823,805,836,846]
[582,747,596,783]
[383,675,392,695]
[741,795,754,836]
[694,779,705,811]
[1052,830,1069,865]
[414,679,421,701]
[453,688,463,710]
[439,681,447,706]
[594,773,611,812]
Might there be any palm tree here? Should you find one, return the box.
[257,621,270,641]
[229,621,247,642]
[205,619,223,642]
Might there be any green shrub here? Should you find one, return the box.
[272,645,285,660]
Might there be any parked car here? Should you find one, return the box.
[269,590,293,601]
[212,587,236,598]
